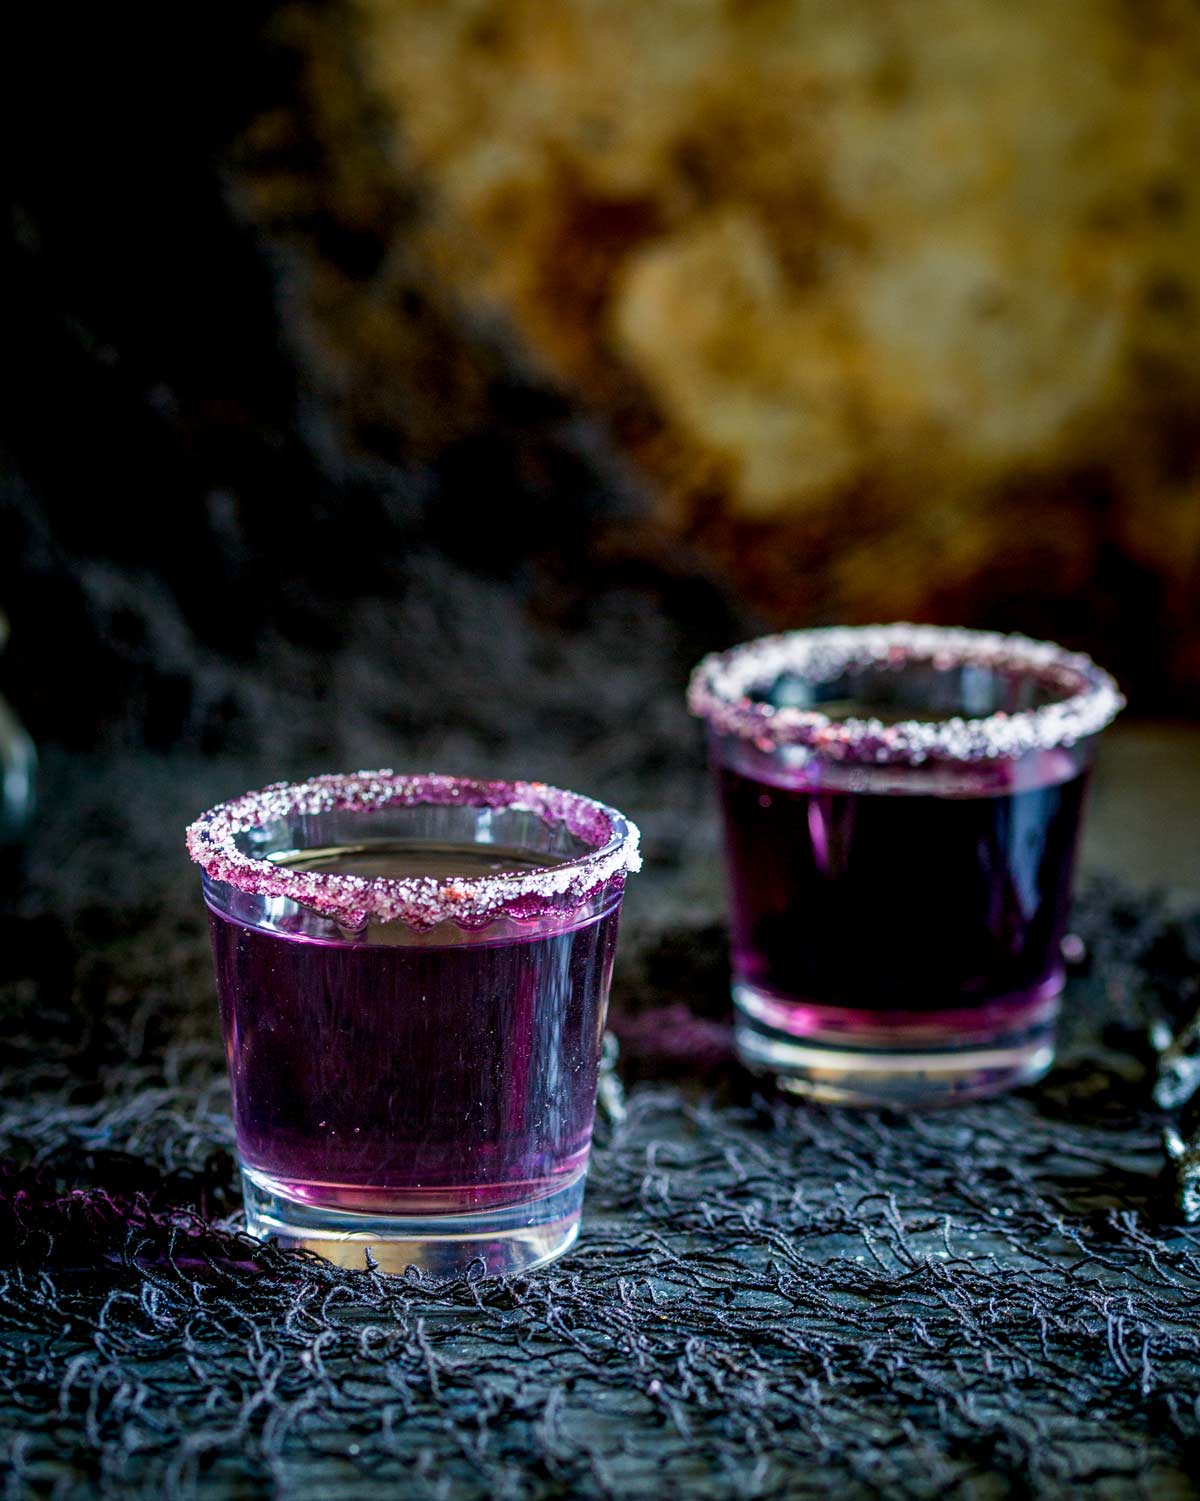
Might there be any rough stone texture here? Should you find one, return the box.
[289,0,1200,701]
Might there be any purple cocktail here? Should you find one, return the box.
[689,626,1123,1106]
[187,773,640,1275]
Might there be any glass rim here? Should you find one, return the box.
[688,623,1124,765]
[186,770,641,931]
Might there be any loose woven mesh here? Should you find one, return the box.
[4,779,1200,1501]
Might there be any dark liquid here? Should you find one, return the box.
[717,759,1088,1017]
[207,843,620,1214]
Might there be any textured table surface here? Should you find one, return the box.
[2,739,1199,1501]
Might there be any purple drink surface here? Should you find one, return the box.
[207,843,620,1215]
[716,757,1088,1018]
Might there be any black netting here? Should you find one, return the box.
[3,866,1199,1500]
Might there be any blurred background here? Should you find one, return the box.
[0,0,1197,937]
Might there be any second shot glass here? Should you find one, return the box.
[689,625,1123,1107]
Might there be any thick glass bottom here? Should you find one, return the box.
[241,1165,585,1278]
[733,979,1060,1108]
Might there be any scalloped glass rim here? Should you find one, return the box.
[688,624,1124,765]
[186,771,642,931]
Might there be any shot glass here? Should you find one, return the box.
[186,772,641,1277]
[0,611,37,870]
[689,625,1123,1107]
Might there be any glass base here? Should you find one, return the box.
[241,1166,585,1279]
[733,981,1059,1108]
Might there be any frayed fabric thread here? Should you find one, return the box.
[3,885,1200,1500]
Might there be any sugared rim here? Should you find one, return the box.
[688,624,1124,764]
[186,771,641,931]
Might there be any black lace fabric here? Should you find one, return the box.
[3,788,1199,1501]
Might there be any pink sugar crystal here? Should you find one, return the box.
[186,771,641,931]
[689,624,1123,765]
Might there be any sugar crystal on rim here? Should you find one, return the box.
[186,771,641,931]
[688,624,1123,764]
